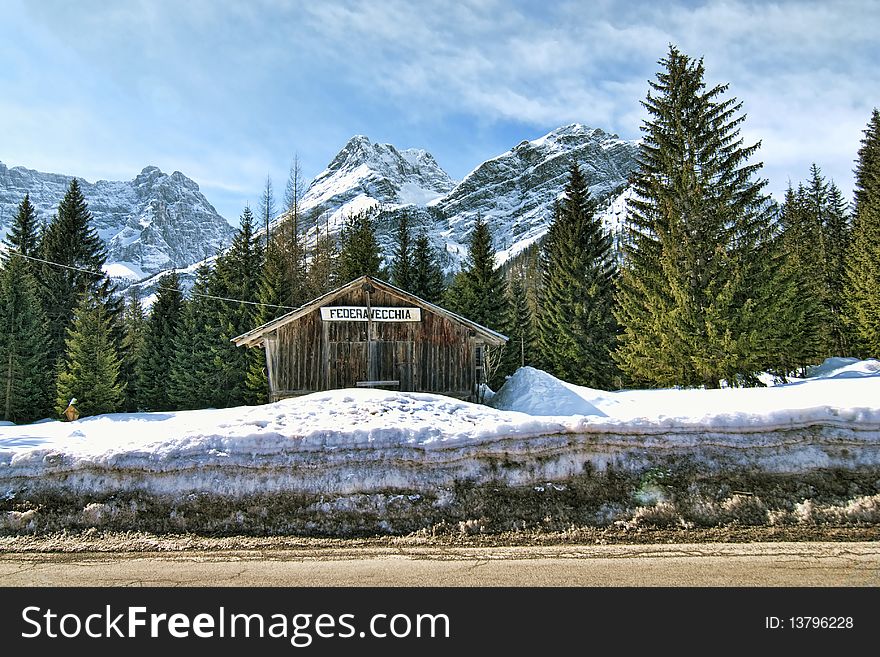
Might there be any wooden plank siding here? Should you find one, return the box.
[236,277,506,402]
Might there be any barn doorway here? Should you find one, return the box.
[328,340,414,391]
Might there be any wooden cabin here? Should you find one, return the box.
[232,276,508,401]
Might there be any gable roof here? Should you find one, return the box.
[232,275,508,348]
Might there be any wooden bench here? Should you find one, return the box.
[355,380,400,388]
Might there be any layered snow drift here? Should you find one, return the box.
[1,362,879,504]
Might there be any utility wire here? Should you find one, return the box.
[10,251,298,311]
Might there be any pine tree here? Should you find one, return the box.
[215,206,264,309]
[390,213,414,290]
[278,156,309,306]
[212,207,265,406]
[756,216,803,381]
[410,232,445,303]
[500,273,536,378]
[443,215,509,389]
[283,156,305,228]
[822,181,851,355]
[119,290,146,412]
[305,217,339,299]
[250,225,303,405]
[258,174,276,248]
[0,254,53,422]
[257,236,293,319]
[443,215,508,328]
[39,179,110,368]
[55,293,124,418]
[170,265,223,410]
[777,182,828,372]
[258,205,307,322]
[845,108,880,357]
[137,272,184,411]
[537,162,618,388]
[614,45,779,388]
[3,193,40,256]
[337,210,383,283]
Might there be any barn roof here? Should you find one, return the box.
[232,275,508,348]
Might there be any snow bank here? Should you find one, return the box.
[806,357,880,380]
[491,363,880,429]
[1,365,879,535]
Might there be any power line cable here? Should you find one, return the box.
[9,251,297,311]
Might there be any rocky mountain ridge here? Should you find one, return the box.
[292,124,639,271]
[0,162,235,283]
[2,122,639,303]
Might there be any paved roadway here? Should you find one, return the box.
[1,542,878,586]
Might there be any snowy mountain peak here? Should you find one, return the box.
[328,134,374,168]
[434,123,639,266]
[0,163,234,283]
[292,135,456,231]
[263,124,640,278]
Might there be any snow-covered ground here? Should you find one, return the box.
[1,359,879,507]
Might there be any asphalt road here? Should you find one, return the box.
[1,542,878,586]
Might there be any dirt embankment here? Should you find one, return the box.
[3,467,879,538]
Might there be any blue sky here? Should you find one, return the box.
[1,0,877,225]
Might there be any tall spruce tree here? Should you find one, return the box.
[443,215,508,328]
[758,214,804,381]
[137,272,184,411]
[410,232,445,303]
[845,108,880,357]
[256,230,301,323]
[119,290,146,412]
[0,254,53,422]
[306,217,339,299]
[777,182,829,373]
[500,273,536,378]
[337,210,383,283]
[170,265,223,410]
[821,180,851,355]
[4,194,40,256]
[614,46,779,388]
[280,156,309,306]
[212,207,265,406]
[256,176,308,323]
[778,165,852,366]
[443,215,509,388]
[250,226,303,405]
[55,293,124,418]
[537,163,618,388]
[390,213,414,291]
[39,179,110,368]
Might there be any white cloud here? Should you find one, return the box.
[297,0,878,197]
[2,0,876,214]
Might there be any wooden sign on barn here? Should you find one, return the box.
[232,276,507,401]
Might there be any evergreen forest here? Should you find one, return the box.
[1,45,878,421]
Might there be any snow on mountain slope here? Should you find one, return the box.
[275,125,639,274]
[2,123,638,300]
[434,124,639,265]
[277,135,456,236]
[0,162,235,281]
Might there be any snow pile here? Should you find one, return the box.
[489,367,606,417]
[1,365,879,503]
[806,357,880,380]
[491,363,880,429]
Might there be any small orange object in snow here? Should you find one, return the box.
[63,398,80,422]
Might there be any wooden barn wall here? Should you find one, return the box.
[264,286,478,398]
